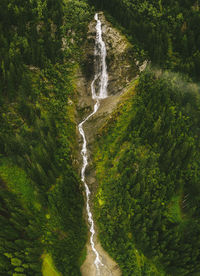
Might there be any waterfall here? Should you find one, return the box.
[91,13,108,100]
[78,13,108,275]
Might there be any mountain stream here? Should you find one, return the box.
[78,13,109,275]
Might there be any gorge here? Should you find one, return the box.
[1,1,200,275]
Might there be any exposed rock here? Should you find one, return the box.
[77,12,139,121]
[98,12,138,95]
[82,12,139,97]
[81,241,121,276]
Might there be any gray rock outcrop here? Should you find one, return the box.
[84,12,138,96]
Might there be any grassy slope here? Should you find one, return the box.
[42,254,62,276]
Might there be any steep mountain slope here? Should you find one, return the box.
[89,0,200,81]
[94,69,200,275]
[1,0,200,275]
[0,0,92,275]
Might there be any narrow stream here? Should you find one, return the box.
[78,13,108,275]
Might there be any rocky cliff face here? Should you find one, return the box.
[85,12,138,96]
[76,12,140,122]
[99,13,138,95]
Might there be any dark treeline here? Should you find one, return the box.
[0,0,92,275]
[0,0,64,103]
[94,68,200,275]
[89,0,200,81]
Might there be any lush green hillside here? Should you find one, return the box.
[0,0,92,275]
[94,69,200,275]
[1,0,200,275]
[89,0,200,80]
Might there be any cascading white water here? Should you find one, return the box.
[91,13,108,100]
[78,13,108,275]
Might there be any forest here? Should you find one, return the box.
[89,0,200,80]
[94,69,200,275]
[0,0,93,275]
[1,0,200,275]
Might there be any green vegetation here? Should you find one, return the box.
[42,254,62,276]
[0,0,93,275]
[89,0,200,80]
[0,158,35,205]
[94,68,200,275]
[1,0,200,275]
[167,195,183,223]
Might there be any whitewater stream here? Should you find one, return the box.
[78,13,108,275]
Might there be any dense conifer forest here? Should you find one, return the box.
[0,0,92,275]
[90,0,200,275]
[1,0,200,275]
[94,69,200,275]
